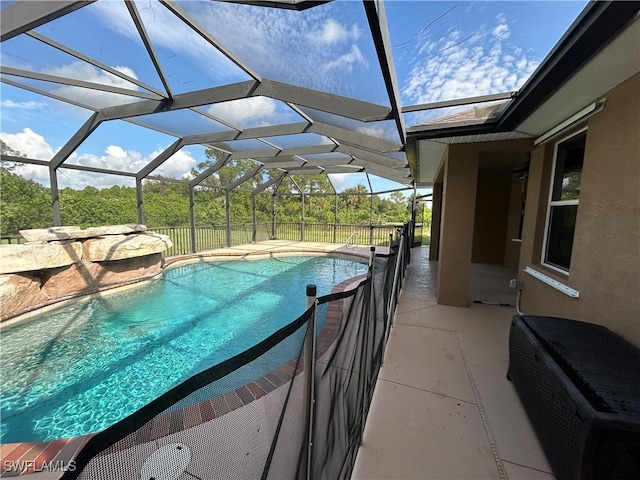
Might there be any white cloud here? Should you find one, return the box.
[105,145,127,159]
[1,100,47,110]
[0,128,196,187]
[58,146,196,188]
[154,149,197,179]
[309,18,362,45]
[91,0,373,97]
[207,97,278,127]
[402,13,539,111]
[45,61,143,108]
[45,62,137,89]
[492,23,510,41]
[93,0,240,84]
[493,13,510,41]
[69,145,196,181]
[323,44,367,73]
[327,173,349,191]
[0,128,56,160]
[356,125,398,143]
[67,147,142,174]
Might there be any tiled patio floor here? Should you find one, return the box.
[352,246,554,479]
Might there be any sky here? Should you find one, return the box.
[0,0,588,194]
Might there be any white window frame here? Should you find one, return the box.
[541,126,587,274]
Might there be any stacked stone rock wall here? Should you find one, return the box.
[0,225,173,321]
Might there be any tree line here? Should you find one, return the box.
[1,142,430,237]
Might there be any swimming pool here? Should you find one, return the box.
[0,255,367,443]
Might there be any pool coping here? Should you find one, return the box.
[0,246,370,477]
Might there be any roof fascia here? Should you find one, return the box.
[406,122,498,140]
[498,0,640,130]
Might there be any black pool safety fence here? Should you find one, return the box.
[61,224,411,480]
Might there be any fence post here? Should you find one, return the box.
[301,193,305,242]
[189,187,197,253]
[225,190,231,247]
[333,194,338,243]
[135,177,144,226]
[361,246,375,443]
[388,231,404,339]
[251,194,257,243]
[271,195,277,240]
[303,284,317,480]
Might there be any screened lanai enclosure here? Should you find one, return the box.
[1,0,574,252]
[1,0,417,248]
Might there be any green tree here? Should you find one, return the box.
[0,135,415,235]
[0,169,52,235]
[0,139,26,172]
[142,178,190,227]
[0,142,51,235]
[338,185,370,224]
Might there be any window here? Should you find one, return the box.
[543,128,586,272]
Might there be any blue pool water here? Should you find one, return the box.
[0,255,366,443]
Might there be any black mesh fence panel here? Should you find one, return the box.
[62,308,313,480]
[311,248,399,480]
[313,282,369,480]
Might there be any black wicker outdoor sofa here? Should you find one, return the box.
[507,315,640,480]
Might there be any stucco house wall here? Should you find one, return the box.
[518,73,640,347]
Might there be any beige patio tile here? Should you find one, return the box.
[353,380,501,480]
[379,325,476,404]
